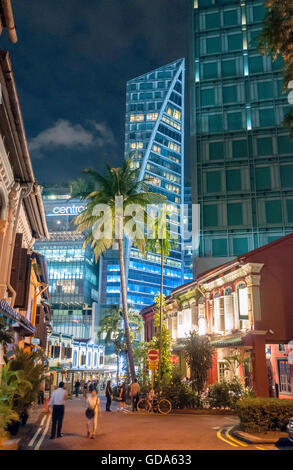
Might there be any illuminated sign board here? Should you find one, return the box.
[47,204,85,217]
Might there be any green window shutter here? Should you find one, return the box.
[259,108,275,127]
[257,82,274,100]
[257,137,273,156]
[280,165,293,188]
[232,139,248,158]
[206,171,221,193]
[278,135,293,155]
[265,200,282,224]
[206,12,220,29]
[286,200,293,223]
[209,142,224,160]
[223,85,237,103]
[212,239,228,256]
[204,204,218,227]
[233,238,248,255]
[203,62,218,79]
[226,169,242,191]
[228,33,242,51]
[255,167,271,190]
[227,202,243,225]
[227,112,243,130]
[222,59,237,77]
[201,88,215,106]
[208,114,223,132]
[224,10,238,27]
[207,37,221,54]
[249,56,264,73]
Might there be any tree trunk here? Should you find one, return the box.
[158,239,164,393]
[118,237,136,382]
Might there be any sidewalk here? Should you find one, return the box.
[17,403,47,449]
[231,425,289,444]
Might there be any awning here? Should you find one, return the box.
[210,335,244,348]
[0,299,35,335]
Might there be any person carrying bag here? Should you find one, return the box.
[85,389,100,438]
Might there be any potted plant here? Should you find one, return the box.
[0,364,21,446]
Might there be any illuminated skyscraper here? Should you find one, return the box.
[189,0,293,275]
[101,59,186,309]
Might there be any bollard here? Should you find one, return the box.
[45,397,49,412]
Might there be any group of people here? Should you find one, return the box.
[48,378,141,440]
[74,379,104,397]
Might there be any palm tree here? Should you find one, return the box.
[146,207,174,391]
[99,307,142,383]
[72,158,166,381]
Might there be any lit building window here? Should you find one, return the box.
[152,144,161,154]
[168,142,181,153]
[146,113,158,121]
[162,115,182,131]
[130,114,144,122]
[130,142,143,149]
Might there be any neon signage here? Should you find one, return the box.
[47,205,85,216]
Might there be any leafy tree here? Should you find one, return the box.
[150,292,173,387]
[99,307,143,383]
[146,207,174,391]
[183,332,214,406]
[257,1,293,135]
[72,158,165,381]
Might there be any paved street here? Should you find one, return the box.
[23,396,291,451]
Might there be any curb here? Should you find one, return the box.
[231,426,287,444]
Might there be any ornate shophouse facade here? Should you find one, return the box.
[0,50,50,366]
[141,233,293,398]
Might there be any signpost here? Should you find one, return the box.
[148,349,159,390]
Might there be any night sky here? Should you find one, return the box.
[1,0,188,185]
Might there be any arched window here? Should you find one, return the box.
[94,352,97,367]
[87,352,91,367]
[224,287,232,296]
[237,282,248,320]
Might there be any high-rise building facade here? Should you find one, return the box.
[183,185,194,282]
[35,190,99,339]
[190,0,293,274]
[103,59,186,310]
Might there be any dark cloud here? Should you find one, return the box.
[2,0,188,184]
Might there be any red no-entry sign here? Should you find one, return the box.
[148,349,159,361]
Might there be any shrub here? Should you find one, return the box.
[235,398,293,433]
[207,377,254,410]
[161,367,198,409]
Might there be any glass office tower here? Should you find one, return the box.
[104,59,186,310]
[35,189,99,338]
[190,0,293,275]
[183,185,194,282]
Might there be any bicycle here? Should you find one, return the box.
[137,394,172,415]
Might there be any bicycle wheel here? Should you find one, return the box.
[158,398,172,415]
[137,398,147,413]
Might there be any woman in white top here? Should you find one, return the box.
[85,389,100,438]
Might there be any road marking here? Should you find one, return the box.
[212,426,221,430]
[28,414,47,447]
[34,414,51,450]
[255,446,267,450]
[217,428,238,447]
[225,427,248,447]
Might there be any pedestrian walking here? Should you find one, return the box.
[105,380,113,411]
[38,381,45,405]
[118,383,127,412]
[130,378,140,412]
[85,389,101,439]
[49,382,68,439]
[83,381,88,400]
[74,380,81,397]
